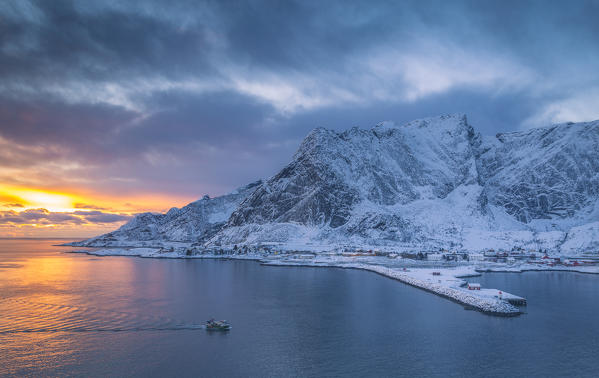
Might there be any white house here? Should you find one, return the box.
[469,253,485,261]
[427,253,443,261]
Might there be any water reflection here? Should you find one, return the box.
[0,297,200,332]
[1,240,599,377]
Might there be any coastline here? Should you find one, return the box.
[68,247,594,316]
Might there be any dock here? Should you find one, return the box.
[474,288,527,306]
[501,292,527,306]
[260,260,527,316]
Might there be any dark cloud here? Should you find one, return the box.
[0,0,598,201]
[0,96,137,164]
[73,210,131,223]
[0,208,131,225]
[0,0,217,87]
[125,89,277,147]
[0,208,83,225]
[73,203,109,210]
[210,0,402,70]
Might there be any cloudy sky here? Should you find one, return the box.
[1,0,598,237]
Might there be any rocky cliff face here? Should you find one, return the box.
[229,114,480,227]
[479,120,599,225]
[77,114,599,253]
[211,114,486,247]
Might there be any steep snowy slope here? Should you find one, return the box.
[229,114,480,225]
[479,120,599,227]
[209,114,493,248]
[71,180,262,247]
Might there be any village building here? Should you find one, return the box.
[469,253,485,261]
[427,253,443,261]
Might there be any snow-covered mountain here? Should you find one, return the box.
[70,180,262,247]
[212,115,483,247]
[76,114,599,254]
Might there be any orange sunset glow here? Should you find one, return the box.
[0,185,197,238]
[1,187,80,212]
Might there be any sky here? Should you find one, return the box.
[1,0,598,237]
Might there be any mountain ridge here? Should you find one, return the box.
[72,114,599,255]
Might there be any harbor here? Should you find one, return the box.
[72,246,599,316]
[260,259,528,316]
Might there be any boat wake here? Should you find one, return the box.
[0,297,205,333]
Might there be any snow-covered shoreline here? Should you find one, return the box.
[67,247,599,316]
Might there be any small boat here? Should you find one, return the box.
[205,318,231,331]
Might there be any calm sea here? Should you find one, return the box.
[1,239,598,377]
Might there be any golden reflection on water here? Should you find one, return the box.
[1,246,135,305]
[0,239,163,375]
[0,240,194,332]
[0,331,78,376]
[0,239,210,376]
